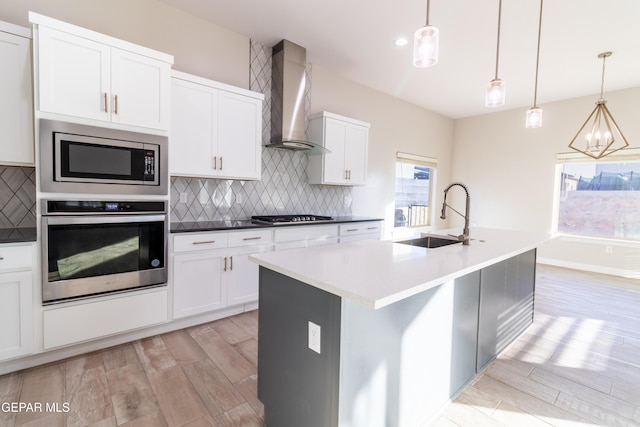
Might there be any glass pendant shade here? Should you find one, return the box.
[568,101,629,159]
[413,25,439,67]
[485,79,505,107]
[525,107,543,128]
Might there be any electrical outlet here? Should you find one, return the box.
[235,193,243,204]
[605,246,614,254]
[179,192,187,203]
[308,321,321,354]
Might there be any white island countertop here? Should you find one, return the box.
[249,227,552,309]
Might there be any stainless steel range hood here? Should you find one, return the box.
[266,40,329,155]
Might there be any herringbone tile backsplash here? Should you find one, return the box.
[0,166,36,228]
[170,40,352,223]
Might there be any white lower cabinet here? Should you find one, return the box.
[274,224,340,251]
[43,289,168,349]
[338,221,382,242]
[172,229,273,319]
[0,243,35,361]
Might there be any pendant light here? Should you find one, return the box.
[413,0,439,67]
[486,0,505,107]
[568,52,629,159]
[525,0,544,128]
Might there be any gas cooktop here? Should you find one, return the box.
[251,215,334,225]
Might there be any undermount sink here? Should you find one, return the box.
[396,235,462,249]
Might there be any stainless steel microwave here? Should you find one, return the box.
[39,119,168,196]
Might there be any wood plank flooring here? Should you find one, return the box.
[1,264,639,427]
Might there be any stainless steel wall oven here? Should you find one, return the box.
[39,119,168,196]
[42,200,168,304]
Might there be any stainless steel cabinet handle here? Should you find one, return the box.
[192,240,216,245]
[367,227,378,230]
[224,256,227,272]
[213,156,217,170]
[242,236,262,241]
[230,256,233,271]
[346,228,358,232]
[0,257,4,260]
[104,93,108,112]
[220,157,223,170]
[345,170,348,180]
[114,94,119,114]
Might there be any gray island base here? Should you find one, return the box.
[251,228,546,427]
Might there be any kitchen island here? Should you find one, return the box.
[249,228,550,427]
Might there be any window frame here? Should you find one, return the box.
[394,152,438,229]
[552,148,640,241]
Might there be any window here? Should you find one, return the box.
[555,149,640,239]
[394,152,436,228]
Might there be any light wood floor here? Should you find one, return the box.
[1,264,639,427]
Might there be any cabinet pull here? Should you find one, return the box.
[348,170,352,180]
[0,257,4,261]
[192,240,216,245]
[367,227,378,230]
[213,156,217,170]
[345,170,349,180]
[103,93,108,112]
[114,94,119,114]
[346,228,358,232]
[230,256,233,271]
[242,236,262,241]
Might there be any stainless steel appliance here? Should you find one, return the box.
[41,200,168,304]
[39,119,168,196]
[251,215,334,225]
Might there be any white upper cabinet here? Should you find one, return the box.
[307,111,369,186]
[0,22,34,166]
[30,12,172,132]
[170,70,263,180]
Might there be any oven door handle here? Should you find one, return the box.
[43,214,167,225]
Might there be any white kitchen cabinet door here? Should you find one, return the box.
[344,124,368,185]
[0,271,32,361]
[226,245,270,306]
[308,112,369,186]
[323,118,349,183]
[170,78,218,177]
[37,26,111,122]
[170,71,263,180]
[110,48,170,130]
[0,27,34,166]
[173,251,226,318]
[217,90,262,180]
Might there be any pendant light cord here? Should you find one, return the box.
[425,0,431,26]
[532,0,544,107]
[599,54,607,101]
[494,0,502,80]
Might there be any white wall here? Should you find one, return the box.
[452,87,640,277]
[0,0,250,88]
[309,65,455,238]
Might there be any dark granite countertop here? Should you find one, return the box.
[0,228,37,243]
[170,216,383,233]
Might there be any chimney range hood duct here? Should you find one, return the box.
[266,40,329,155]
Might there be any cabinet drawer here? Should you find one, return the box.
[274,224,339,243]
[0,244,33,272]
[339,222,381,236]
[228,229,273,247]
[174,232,227,253]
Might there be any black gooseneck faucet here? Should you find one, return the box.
[440,182,471,245]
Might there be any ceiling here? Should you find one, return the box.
[159,0,640,119]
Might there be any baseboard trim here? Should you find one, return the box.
[537,257,640,279]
